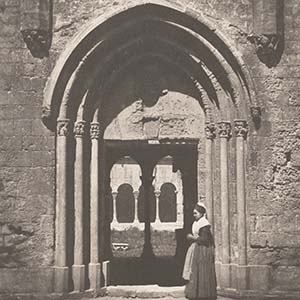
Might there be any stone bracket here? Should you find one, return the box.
[20,0,53,59]
[21,29,51,59]
[247,34,282,68]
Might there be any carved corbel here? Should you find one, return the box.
[250,106,262,129]
[20,0,53,58]
[249,0,284,68]
[247,34,281,67]
[21,29,51,59]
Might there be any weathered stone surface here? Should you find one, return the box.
[272,266,300,291]
[0,268,53,293]
[0,0,300,296]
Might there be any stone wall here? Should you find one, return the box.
[0,0,300,295]
[246,0,300,290]
[0,0,55,273]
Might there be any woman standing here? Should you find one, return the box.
[182,202,217,300]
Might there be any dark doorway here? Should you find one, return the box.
[104,141,198,286]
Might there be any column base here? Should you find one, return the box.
[141,245,155,259]
[102,260,110,287]
[236,265,249,290]
[72,264,85,291]
[248,265,271,291]
[216,263,271,292]
[89,263,101,291]
[54,266,69,293]
[216,262,232,288]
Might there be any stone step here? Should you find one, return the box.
[106,285,185,298]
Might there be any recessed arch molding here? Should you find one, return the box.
[44,2,266,295]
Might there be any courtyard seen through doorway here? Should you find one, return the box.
[105,143,198,286]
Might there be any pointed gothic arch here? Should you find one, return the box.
[43,2,260,295]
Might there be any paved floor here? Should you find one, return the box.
[81,297,233,300]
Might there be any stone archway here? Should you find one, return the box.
[43,2,259,295]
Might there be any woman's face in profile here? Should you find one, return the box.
[193,209,202,221]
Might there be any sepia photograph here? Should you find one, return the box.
[0,0,299,299]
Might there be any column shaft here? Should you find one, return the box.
[89,122,101,291]
[155,191,160,223]
[112,192,118,223]
[141,165,155,258]
[235,120,248,266]
[54,119,70,293]
[205,123,216,227]
[73,121,86,291]
[218,122,231,265]
[133,191,139,223]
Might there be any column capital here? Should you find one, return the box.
[90,122,101,140]
[218,121,232,139]
[234,120,248,139]
[111,191,118,198]
[133,191,140,198]
[74,120,86,138]
[205,123,216,140]
[154,190,161,198]
[57,119,70,136]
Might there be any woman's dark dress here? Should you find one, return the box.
[184,225,217,300]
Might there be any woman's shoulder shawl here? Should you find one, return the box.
[197,216,210,229]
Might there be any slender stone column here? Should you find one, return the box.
[141,165,155,259]
[89,122,101,291]
[54,119,70,293]
[205,123,216,228]
[234,120,248,265]
[133,191,139,224]
[112,191,118,224]
[104,175,113,259]
[154,190,161,223]
[218,121,231,265]
[72,120,86,291]
[176,172,184,226]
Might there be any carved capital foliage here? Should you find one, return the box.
[21,29,51,59]
[90,122,101,140]
[205,123,216,140]
[74,121,86,138]
[218,122,231,139]
[56,119,70,136]
[234,120,248,139]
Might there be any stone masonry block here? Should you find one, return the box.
[272,266,300,291]
[31,119,53,136]
[255,215,277,232]
[291,151,300,167]
[249,265,271,291]
[0,224,11,235]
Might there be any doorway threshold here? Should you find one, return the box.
[106,285,185,298]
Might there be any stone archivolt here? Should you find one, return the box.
[42,2,261,295]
